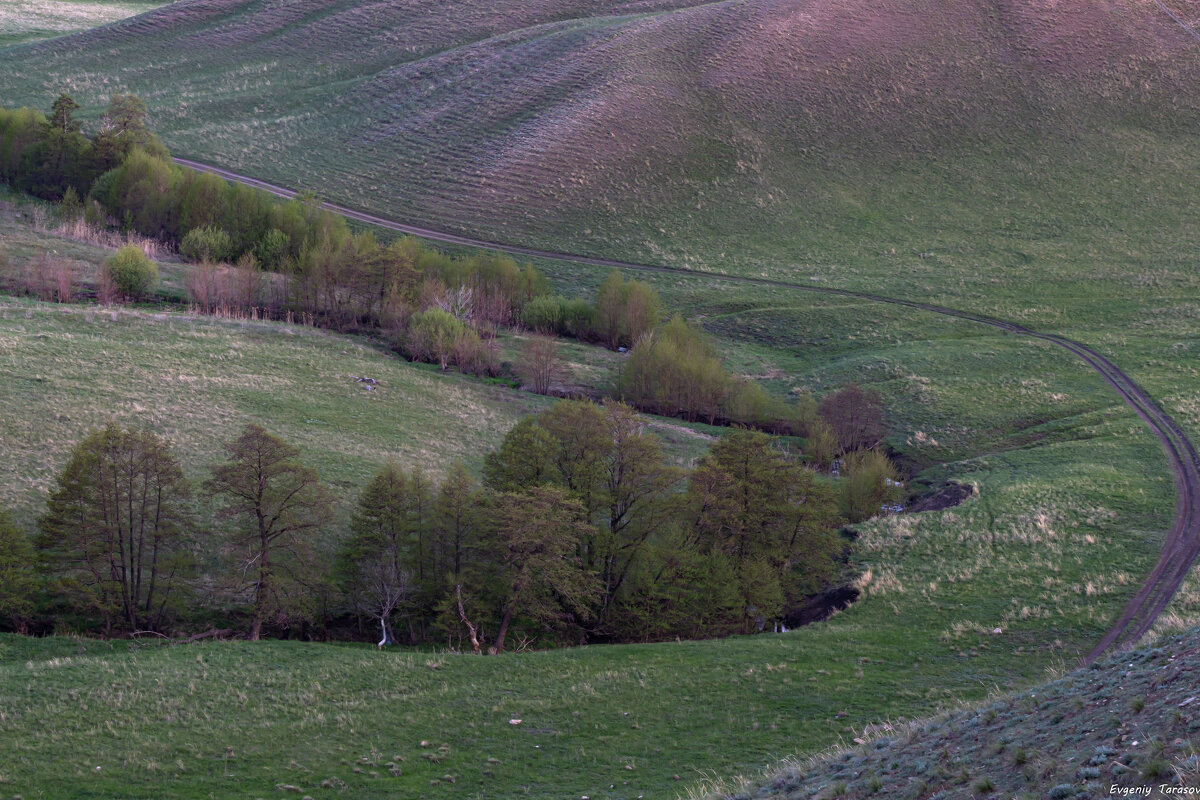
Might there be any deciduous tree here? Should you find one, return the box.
[686,429,839,630]
[0,511,37,632]
[339,461,414,647]
[482,417,556,492]
[517,334,565,395]
[38,424,192,633]
[205,423,331,640]
[488,486,600,652]
[818,383,885,453]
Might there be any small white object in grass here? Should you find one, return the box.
[96,766,101,770]
[509,719,521,725]
[992,627,1002,634]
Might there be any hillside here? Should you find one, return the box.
[0,201,723,534]
[3,0,1200,315]
[0,0,163,45]
[0,202,1191,798]
[715,625,1200,798]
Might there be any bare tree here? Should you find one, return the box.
[357,555,411,647]
[434,284,474,324]
[517,335,565,395]
[818,384,885,453]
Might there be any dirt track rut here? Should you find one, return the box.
[174,156,1200,663]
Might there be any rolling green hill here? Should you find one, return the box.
[2,0,1200,320]
[4,2,1200,797]
[0,0,164,46]
[2,0,1197,454]
[0,203,1190,799]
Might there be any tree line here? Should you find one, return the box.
[1,92,893,438]
[0,401,902,648]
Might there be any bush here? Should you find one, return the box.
[621,315,730,422]
[522,295,565,333]
[838,449,902,522]
[560,297,595,338]
[254,228,290,270]
[452,327,497,376]
[595,270,660,349]
[407,308,466,370]
[180,226,232,263]
[104,245,158,299]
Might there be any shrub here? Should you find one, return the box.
[516,335,563,394]
[839,449,902,523]
[595,270,660,349]
[559,297,595,338]
[180,225,232,263]
[452,327,496,376]
[104,245,157,299]
[522,295,565,333]
[621,315,730,422]
[407,308,465,370]
[255,227,290,270]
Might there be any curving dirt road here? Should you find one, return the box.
[174,156,1200,663]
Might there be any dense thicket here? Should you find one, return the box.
[2,402,903,647]
[621,315,803,432]
[0,94,163,202]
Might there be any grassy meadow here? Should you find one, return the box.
[0,191,1185,798]
[0,0,164,46]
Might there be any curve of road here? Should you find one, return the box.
[175,156,1200,663]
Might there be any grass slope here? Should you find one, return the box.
[0,204,722,535]
[717,626,1200,798]
[2,0,1199,316]
[3,0,1197,453]
[0,0,164,46]
[0,193,1185,799]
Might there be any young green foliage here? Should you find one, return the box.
[686,429,840,630]
[37,424,192,633]
[104,244,157,299]
[488,485,601,652]
[205,423,332,640]
[0,510,37,631]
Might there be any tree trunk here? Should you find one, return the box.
[493,603,515,654]
[252,533,269,641]
[456,584,480,654]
